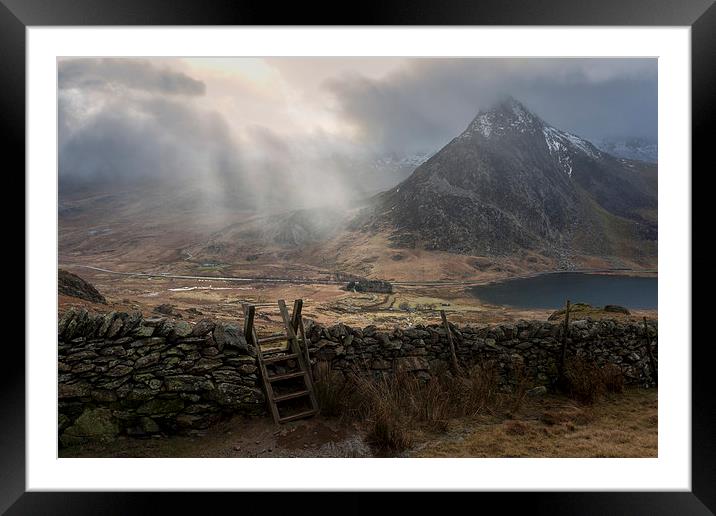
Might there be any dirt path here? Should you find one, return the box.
[60,415,372,458]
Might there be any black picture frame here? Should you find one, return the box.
[4,0,712,514]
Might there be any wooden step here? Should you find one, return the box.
[278,409,317,423]
[259,334,289,345]
[268,371,306,382]
[263,352,299,364]
[273,390,310,403]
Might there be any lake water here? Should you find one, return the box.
[469,272,657,309]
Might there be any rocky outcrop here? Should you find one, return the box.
[58,269,107,304]
[58,309,657,445]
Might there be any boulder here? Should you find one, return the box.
[172,321,193,339]
[190,319,216,337]
[153,304,182,318]
[121,311,143,336]
[60,408,118,446]
[213,323,254,355]
[106,314,127,339]
[133,324,155,338]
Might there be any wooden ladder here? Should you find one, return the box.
[243,299,318,424]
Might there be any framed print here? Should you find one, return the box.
[4,0,713,513]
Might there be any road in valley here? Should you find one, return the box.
[64,264,657,289]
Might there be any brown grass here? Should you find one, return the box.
[312,361,356,418]
[601,363,625,394]
[312,359,528,454]
[412,387,657,458]
[563,356,625,404]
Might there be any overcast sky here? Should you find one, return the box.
[58,57,657,206]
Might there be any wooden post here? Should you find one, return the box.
[440,310,461,375]
[558,299,571,385]
[243,303,255,341]
[643,317,658,386]
[290,299,303,333]
[290,299,313,382]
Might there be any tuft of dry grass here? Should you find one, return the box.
[312,361,356,418]
[563,356,604,404]
[601,363,625,394]
[503,420,531,436]
[563,356,625,404]
[351,372,419,453]
[313,359,528,454]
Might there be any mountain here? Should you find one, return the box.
[355,97,657,265]
[595,138,657,163]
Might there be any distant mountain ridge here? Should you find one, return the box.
[595,138,657,163]
[355,97,657,264]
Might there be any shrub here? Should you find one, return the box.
[455,362,502,416]
[312,361,355,418]
[563,356,605,404]
[352,373,415,453]
[367,411,414,454]
[600,363,625,394]
[562,356,626,403]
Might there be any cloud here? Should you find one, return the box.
[324,58,657,155]
[59,58,206,96]
[58,57,658,219]
[58,59,242,210]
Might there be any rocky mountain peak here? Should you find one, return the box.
[461,96,544,140]
[357,98,658,260]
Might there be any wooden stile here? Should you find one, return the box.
[244,299,318,424]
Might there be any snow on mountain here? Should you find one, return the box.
[462,97,605,179]
[461,97,542,139]
[596,138,657,163]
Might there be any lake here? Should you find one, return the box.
[469,272,657,309]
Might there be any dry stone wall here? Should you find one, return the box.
[58,308,657,445]
[303,318,658,388]
[58,308,263,447]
